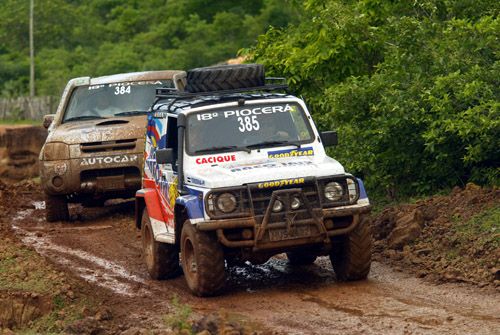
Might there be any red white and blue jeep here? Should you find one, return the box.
[135,64,372,296]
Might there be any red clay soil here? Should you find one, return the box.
[372,183,500,288]
[2,180,499,334]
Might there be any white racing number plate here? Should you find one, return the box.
[268,225,311,242]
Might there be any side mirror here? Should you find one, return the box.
[156,148,175,164]
[43,114,55,129]
[320,131,338,147]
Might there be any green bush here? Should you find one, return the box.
[250,0,499,198]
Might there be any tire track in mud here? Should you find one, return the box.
[10,200,500,335]
[11,203,146,297]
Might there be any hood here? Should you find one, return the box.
[47,115,147,144]
[185,156,345,189]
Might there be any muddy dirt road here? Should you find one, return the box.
[7,187,499,335]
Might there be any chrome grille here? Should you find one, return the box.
[80,139,136,153]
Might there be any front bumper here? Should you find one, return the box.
[40,152,142,196]
[196,202,371,251]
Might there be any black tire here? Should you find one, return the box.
[330,215,372,281]
[185,64,265,93]
[45,194,69,222]
[141,209,180,280]
[286,251,317,265]
[181,222,226,296]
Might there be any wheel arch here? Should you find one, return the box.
[174,204,189,245]
[135,189,163,230]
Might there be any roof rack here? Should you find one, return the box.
[151,77,290,113]
[155,77,288,99]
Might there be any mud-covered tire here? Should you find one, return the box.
[330,215,372,281]
[45,194,69,222]
[286,251,317,265]
[181,222,226,296]
[185,64,265,93]
[141,209,180,280]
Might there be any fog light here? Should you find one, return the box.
[291,196,301,210]
[272,200,283,212]
[241,229,253,240]
[52,176,63,187]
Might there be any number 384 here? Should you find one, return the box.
[238,116,260,132]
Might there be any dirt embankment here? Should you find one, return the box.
[0,125,46,180]
[372,183,500,288]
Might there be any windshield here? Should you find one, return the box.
[186,102,314,155]
[62,80,173,122]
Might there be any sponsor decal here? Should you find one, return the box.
[229,160,313,172]
[195,104,293,121]
[88,81,166,90]
[80,154,138,166]
[268,147,314,159]
[195,154,236,165]
[187,176,205,186]
[54,162,68,176]
[167,177,179,209]
[258,178,305,189]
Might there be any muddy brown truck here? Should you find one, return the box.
[39,71,184,222]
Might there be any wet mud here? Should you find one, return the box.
[2,182,498,334]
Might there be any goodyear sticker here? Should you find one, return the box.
[258,177,305,189]
[268,147,314,159]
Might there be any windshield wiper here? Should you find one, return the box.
[64,115,107,122]
[245,140,301,150]
[114,110,149,116]
[194,145,251,154]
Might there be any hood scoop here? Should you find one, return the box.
[96,119,129,126]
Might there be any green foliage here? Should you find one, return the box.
[447,204,500,261]
[164,295,193,334]
[250,0,500,198]
[0,0,298,97]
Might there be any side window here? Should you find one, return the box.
[166,116,178,165]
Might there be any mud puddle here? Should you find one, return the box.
[6,190,500,334]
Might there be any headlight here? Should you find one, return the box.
[216,193,237,213]
[291,197,301,210]
[42,142,70,160]
[272,200,283,212]
[325,182,343,201]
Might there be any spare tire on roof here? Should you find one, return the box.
[185,64,265,93]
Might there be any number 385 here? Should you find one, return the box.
[238,116,260,132]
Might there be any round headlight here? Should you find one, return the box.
[291,197,301,210]
[216,193,237,213]
[272,200,283,212]
[325,182,343,201]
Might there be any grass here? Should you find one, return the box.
[445,204,500,262]
[0,118,40,125]
[0,244,59,293]
[453,204,500,247]
[164,295,194,334]
[0,238,95,334]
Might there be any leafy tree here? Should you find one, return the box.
[250,0,499,197]
[0,0,298,97]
